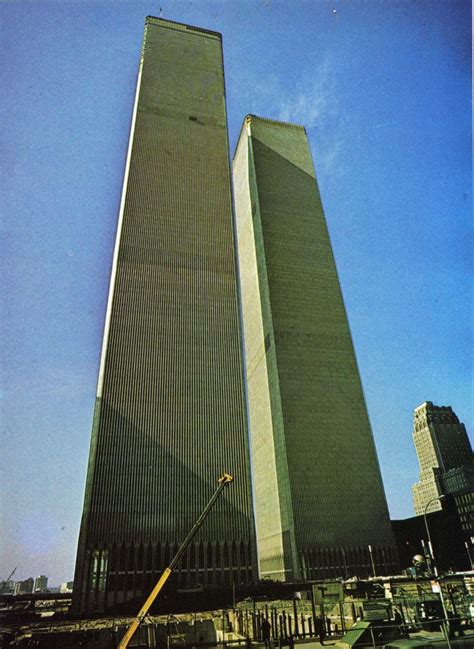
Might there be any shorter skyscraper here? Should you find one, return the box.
[412,401,473,534]
[14,578,34,595]
[233,115,398,581]
[33,575,48,593]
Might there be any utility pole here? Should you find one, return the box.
[423,495,451,649]
[368,545,376,578]
[465,541,473,570]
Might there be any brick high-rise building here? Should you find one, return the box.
[412,401,473,534]
[73,17,256,613]
[233,115,398,581]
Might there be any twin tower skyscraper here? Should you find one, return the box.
[73,17,397,613]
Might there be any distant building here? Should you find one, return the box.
[59,581,74,593]
[233,115,398,581]
[13,578,34,595]
[442,466,474,533]
[33,575,48,592]
[0,580,15,594]
[412,401,473,534]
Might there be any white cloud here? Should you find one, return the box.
[278,57,333,128]
[234,57,345,176]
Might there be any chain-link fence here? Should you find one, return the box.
[3,588,473,648]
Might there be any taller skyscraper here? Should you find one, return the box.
[233,115,398,581]
[412,401,473,534]
[73,17,256,613]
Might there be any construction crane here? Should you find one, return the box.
[118,473,234,649]
[0,567,17,593]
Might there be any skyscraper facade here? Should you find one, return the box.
[412,401,473,534]
[33,575,48,593]
[233,115,398,581]
[73,18,256,613]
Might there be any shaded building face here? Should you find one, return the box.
[392,499,470,573]
[233,115,398,581]
[73,17,256,613]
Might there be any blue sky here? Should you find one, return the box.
[1,0,471,584]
